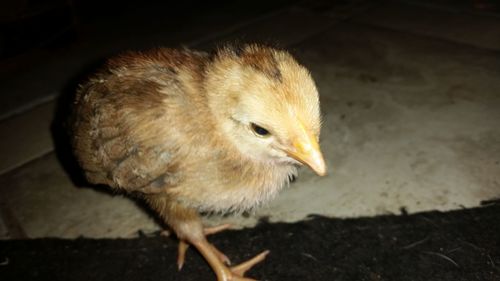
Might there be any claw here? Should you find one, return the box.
[210,244,232,265]
[204,223,233,235]
[177,241,189,270]
[231,250,269,276]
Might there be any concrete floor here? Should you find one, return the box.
[1,0,499,239]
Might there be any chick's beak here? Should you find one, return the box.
[285,125,327,176]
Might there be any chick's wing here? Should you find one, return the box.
[72,72,182,194]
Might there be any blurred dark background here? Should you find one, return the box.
[0,0,298,120]
[0,0,292,58]
[2,0,500,119]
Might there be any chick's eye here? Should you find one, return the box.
[251,123,270,137]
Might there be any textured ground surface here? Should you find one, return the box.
[1,203,499,281]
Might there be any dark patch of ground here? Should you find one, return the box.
[1,204,499,281]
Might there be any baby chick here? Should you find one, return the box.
[70,44,326,281]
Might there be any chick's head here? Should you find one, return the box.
[205,44,326,176]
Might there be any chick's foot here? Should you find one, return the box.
[193,239,269,281]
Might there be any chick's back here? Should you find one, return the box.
[71,48,213,194]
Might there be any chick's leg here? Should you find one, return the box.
[148,196,268,281]
[177,224,233,270]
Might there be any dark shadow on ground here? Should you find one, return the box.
[50,57,105,187]
[1,203,499,281]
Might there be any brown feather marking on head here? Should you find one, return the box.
[221,44,283,83]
